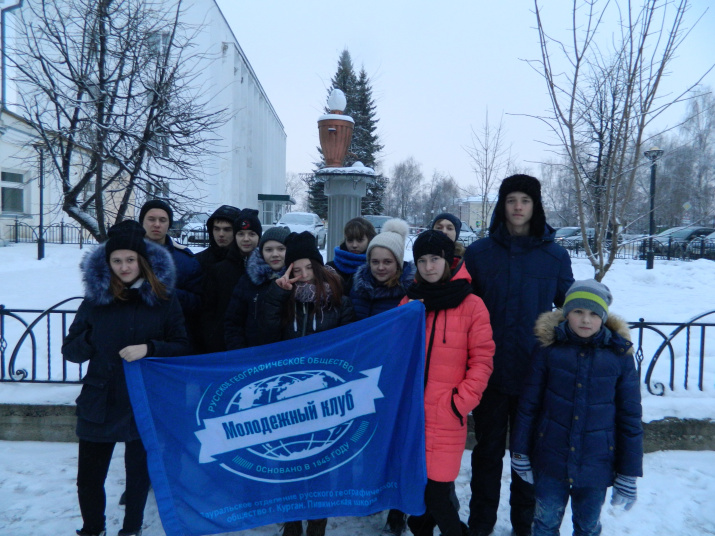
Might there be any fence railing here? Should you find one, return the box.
[557,237,715,261]
[1,300,713,395]
[4,219,98,246]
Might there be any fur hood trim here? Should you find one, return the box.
[534,309,633,354]
[80,239,176,306]
[246,248,286,285]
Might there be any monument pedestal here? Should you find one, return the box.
[317,166,374,262]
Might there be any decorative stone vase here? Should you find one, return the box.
[318,114,354,167]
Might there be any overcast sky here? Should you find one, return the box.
[214,0,715,192]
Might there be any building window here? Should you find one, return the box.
[1,172,25,213]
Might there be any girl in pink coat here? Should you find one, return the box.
[401,230,494,536]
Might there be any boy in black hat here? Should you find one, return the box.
[464,174,574,536]
[138,199,202,348]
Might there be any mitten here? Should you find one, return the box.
[611,474,637,510]
[511,453,534,484]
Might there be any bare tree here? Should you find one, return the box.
[464,110,514,229]
[386,157,423,222]
[285,172,307,212]
[420,171,461,226]
[9,0,227,240]
[531,0,711,280]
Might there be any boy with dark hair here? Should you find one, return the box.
[464,174,574,536]
[194,205,242,271]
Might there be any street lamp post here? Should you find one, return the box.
[33,143,46,260]
[644,147,664,270]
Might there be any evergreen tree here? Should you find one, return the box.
[314,50,387,216]
[353,68,387,215]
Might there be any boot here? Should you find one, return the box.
[407,514,437,536]
[306,518,328,536]
[118,530,142,536]
[282,521,303,536]
[75,530,106,536]
[119,490,127,506]
[384,509,407,535]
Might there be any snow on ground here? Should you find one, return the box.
[1,243,714,535]
[0,444,713,536]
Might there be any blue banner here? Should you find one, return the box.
[125,301,427,536]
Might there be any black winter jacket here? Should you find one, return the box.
[260,282,355,342]
[224,249,286,350]
[62,241,190,442]
[199,244,248,353]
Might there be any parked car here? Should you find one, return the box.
[174,213,210,246]
[363,215,393,233]
[457,221,478,246]
[652,226,715,257]
[685,230,715,260]
[554,226,594,248]
[276,212,327,248]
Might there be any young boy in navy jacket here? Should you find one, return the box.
[510,280,643,536]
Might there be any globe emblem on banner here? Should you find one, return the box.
[225,370,352,461]
[195,363,382,482]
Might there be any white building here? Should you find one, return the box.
[0,0,288,242]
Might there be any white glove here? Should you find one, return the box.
[511,453,534,484]
[611,474,637,511]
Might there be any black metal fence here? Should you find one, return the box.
[3,219,98,246]
[556,237,715,261]
[1,300,713,396]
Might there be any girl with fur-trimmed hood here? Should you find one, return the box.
[62,220,190,536]
[224,225,291,350]
[510,280,643,536]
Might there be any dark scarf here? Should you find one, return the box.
[331,245,366,275]
[405,278,472,311]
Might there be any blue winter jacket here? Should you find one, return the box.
[463,224,574,395]
[349,261,416,320]
[510,311,643,488]
[164,235,202,317]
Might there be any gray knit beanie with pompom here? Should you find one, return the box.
[366,218,409,266]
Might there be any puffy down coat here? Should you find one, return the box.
[62,241,190,442]
[510,311,643,488]
[463,223,573,395]
[400,264,494,481]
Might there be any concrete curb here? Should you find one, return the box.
[1,404,714,451]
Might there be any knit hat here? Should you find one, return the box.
[285,231,324,267]
[430,212,461,240]
[259,225,291,252]
[367,218,409,266]
[489,174,546,236]
[563,279,613,322]
[234,208,262,238]
[412,230,455,266]
[105,220,147,261]
[139,199,173,227]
